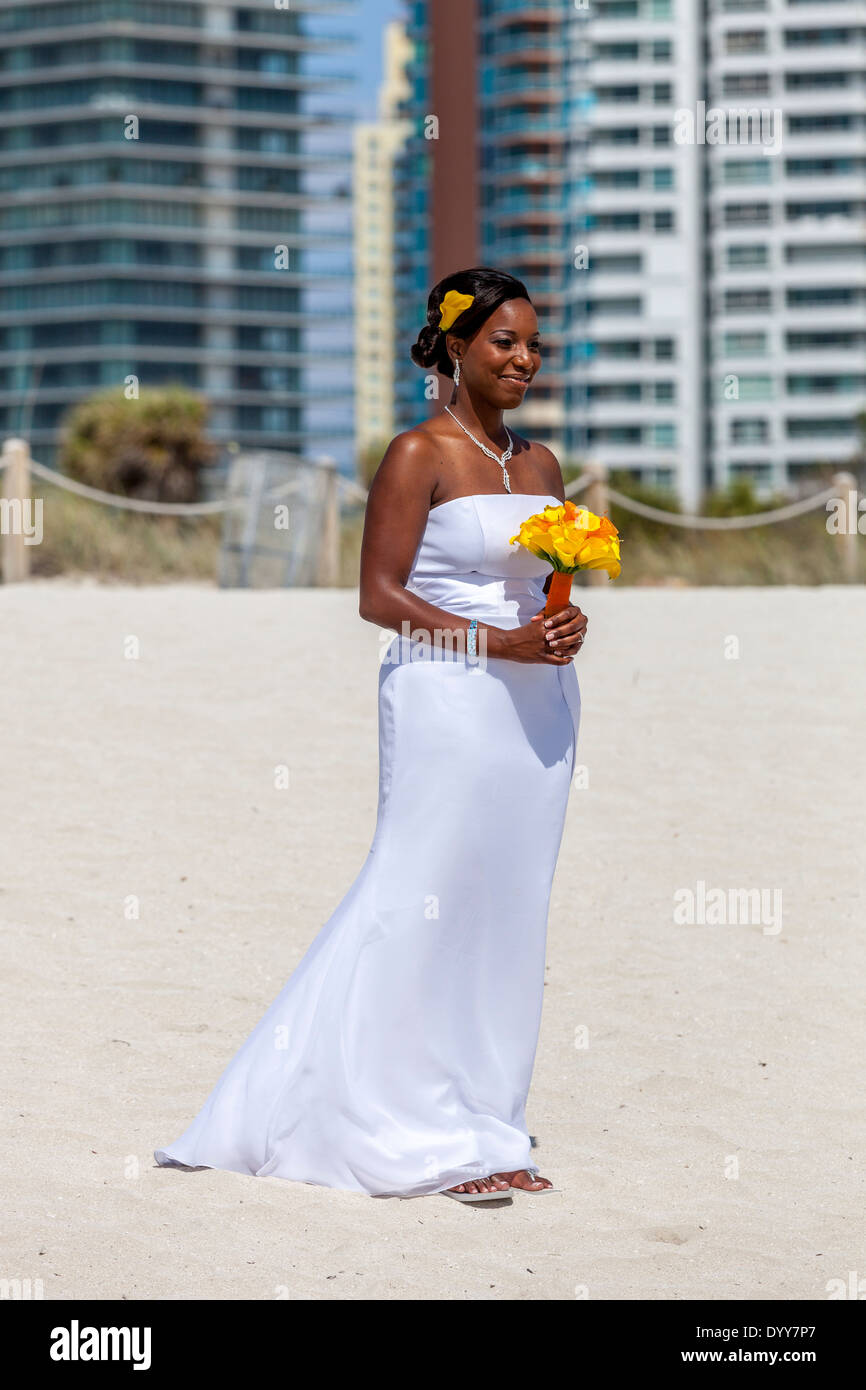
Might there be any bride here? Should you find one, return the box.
[155,267,587,1203]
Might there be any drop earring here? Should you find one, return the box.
[453,359,461,388]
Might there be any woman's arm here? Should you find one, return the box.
[358,433,575,665]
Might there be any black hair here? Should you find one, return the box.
[410,266,532,378]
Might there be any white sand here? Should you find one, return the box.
[1,581,864,1301]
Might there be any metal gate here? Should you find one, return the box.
[218,450,338,588]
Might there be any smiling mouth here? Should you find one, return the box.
[502,374,530,384]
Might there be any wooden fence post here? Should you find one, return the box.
[832,471,859,583]
[1,436,32,584]
[315,456,340,588]
[584,461,609,588]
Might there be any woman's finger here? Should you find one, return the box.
[546,621,587,644]
[544,604,585,629]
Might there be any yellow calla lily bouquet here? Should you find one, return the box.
[510,500,622,616]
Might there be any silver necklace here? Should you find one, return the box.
[444,405,514,493]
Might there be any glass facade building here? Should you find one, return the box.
[392,0,432,436]
[0,0,355,468]
[478,0,576,455]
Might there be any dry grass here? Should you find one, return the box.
[27,485,221,584]
[598,513,864,588]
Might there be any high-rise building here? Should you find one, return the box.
[570,0,705,508]
[706,0,866,495]
[353,21,411,467]
[395,0,866,505]
[394,0,572,453]
[0,0,355,468]
[478,0,575,455]
[393,0,476,437]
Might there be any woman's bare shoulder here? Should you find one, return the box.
[367,424,442,506]
[511,434,565,500]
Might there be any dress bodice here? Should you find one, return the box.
[406,493,560,628]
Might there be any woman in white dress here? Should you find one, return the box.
[155,267,587,1202]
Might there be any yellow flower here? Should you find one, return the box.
[438,290,475,332]
[574,534,622,580]
[510,502,622,580]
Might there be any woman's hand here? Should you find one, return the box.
[490,603,588,664]
[537,602,588,660]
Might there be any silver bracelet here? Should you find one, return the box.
[467,618,478,659]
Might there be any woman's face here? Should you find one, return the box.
[450,298,541,409]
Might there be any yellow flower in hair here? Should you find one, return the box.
[438,290,475,332]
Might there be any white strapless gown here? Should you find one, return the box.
[155,493,580,1197]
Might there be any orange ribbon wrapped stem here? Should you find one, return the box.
[543,569,574,618]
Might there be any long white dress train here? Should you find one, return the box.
[155,492,580,1197]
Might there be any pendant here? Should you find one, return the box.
[503,467,511,493]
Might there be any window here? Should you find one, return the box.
[587,382,642,403]
[725,289,772,312]
[591,126,640,147]
[593,43,639,61]
[722,73,770,96]
[788,113,856,135]
[736,375,774,401]
[724,203,771,226]
[725,30,767,54]
[586,296,642,316]
[595,85,640,105]
[0,279,202,309]
[591,254,642,274]
[785,28,854,48]
[594,168,641,189]
[727,245,769,268]
[785,242,865,264]
[786,330,866,353]
[722,159,772,186]
[731,463,772,485]
[592,212,641,232]
[731,419,769,443]
[786,417,855,438]
[787,374,866,396]
[785,70,850,91]
[595,340,642,360]
[786,199,859,221]
[723,331,767,355]
[787,286,862,308]
[588,426,642,446]
[787,157,863,179]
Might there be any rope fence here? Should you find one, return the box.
[1,436,860,584]
[605,482,840,530]
[23,453,316,514]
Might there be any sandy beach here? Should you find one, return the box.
[1,581,863,1301]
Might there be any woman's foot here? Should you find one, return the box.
[447,1175,511,1197]
[491,1169,554,1192]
